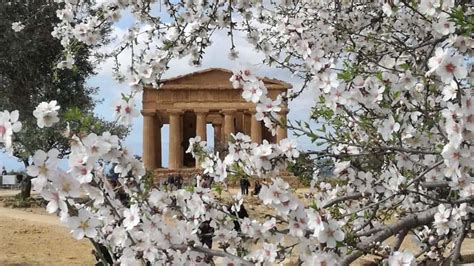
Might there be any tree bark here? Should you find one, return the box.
[20,177,31,200]
[342,207,438,265]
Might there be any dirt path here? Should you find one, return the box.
[0,189,23,197]
[0,203,94,265]
[0,207,60,226]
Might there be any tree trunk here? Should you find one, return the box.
[19,159,31,200]
[20,176,31,200]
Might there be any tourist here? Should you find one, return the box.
[167,174,175,191]
[201,175,209,189]
[197,203,249,261]
[197,220,214,263]
[198,220,214,249]
[253,180,262,196]
[175,174,183,189]
[240,178,250,195]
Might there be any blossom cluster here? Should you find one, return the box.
[33,101,61,128]
[0,110,22,153]
[230,70,285,134]
[193,133,299,181]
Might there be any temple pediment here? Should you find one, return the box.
[158,68,291,90]
[143,67,290,111]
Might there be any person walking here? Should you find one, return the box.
[245,179,250,195]
[167,174,175,191]
[240,178,245,195]
[240,178,250,195]
[253,180,262,196]
[175,174,183,189]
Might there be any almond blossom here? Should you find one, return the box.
[388,251,417,266]
[0,110,22,152]
[114,97,139,126]
[317,220,345,248]
[378,115,400,141]
[123,204,140,231]
[435,52,468,84]
[33,101,61,128]
[242,81,267,103]
[67,208,99,240]
[27,149,59,191]
[11,21,24,32]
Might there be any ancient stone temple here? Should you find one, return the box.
[141,68,290,173]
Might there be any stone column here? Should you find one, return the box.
[142,111,156,170]
[194,110,208,167]
[243,111,252,136]
[250,110,262,144]
[276,108,289,143]
[195,110,208,141]
[154,114,162,168]
[168,110,183,169]
[223,109,236,142]
[213,123,222,153]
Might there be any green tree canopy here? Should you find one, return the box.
[0,0,128,197]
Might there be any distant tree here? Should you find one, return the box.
[288,153,335,185]
[0,0,128,199]
[288,153,315,185]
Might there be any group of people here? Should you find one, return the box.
[197,174,214,189]
[157,172,264,197]
[240,178,262,196]
[164,173,183,190]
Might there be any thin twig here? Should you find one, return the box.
[323,192,363,209]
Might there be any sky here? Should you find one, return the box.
[0,8,317,171]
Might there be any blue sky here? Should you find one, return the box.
[0,9,317,171]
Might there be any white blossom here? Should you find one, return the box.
[11,21,25,32]
[388,251,416,266]
[0,110,22,152]
[123,204,140,230]
[67,209,99,240]
[33,101,61,128]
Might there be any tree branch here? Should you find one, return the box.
[450,221,467,265]
[406,160,444,187]
[172,244,253,265]
[422,181,449,189]
[323,192,363,209]
[343,207,437,265]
